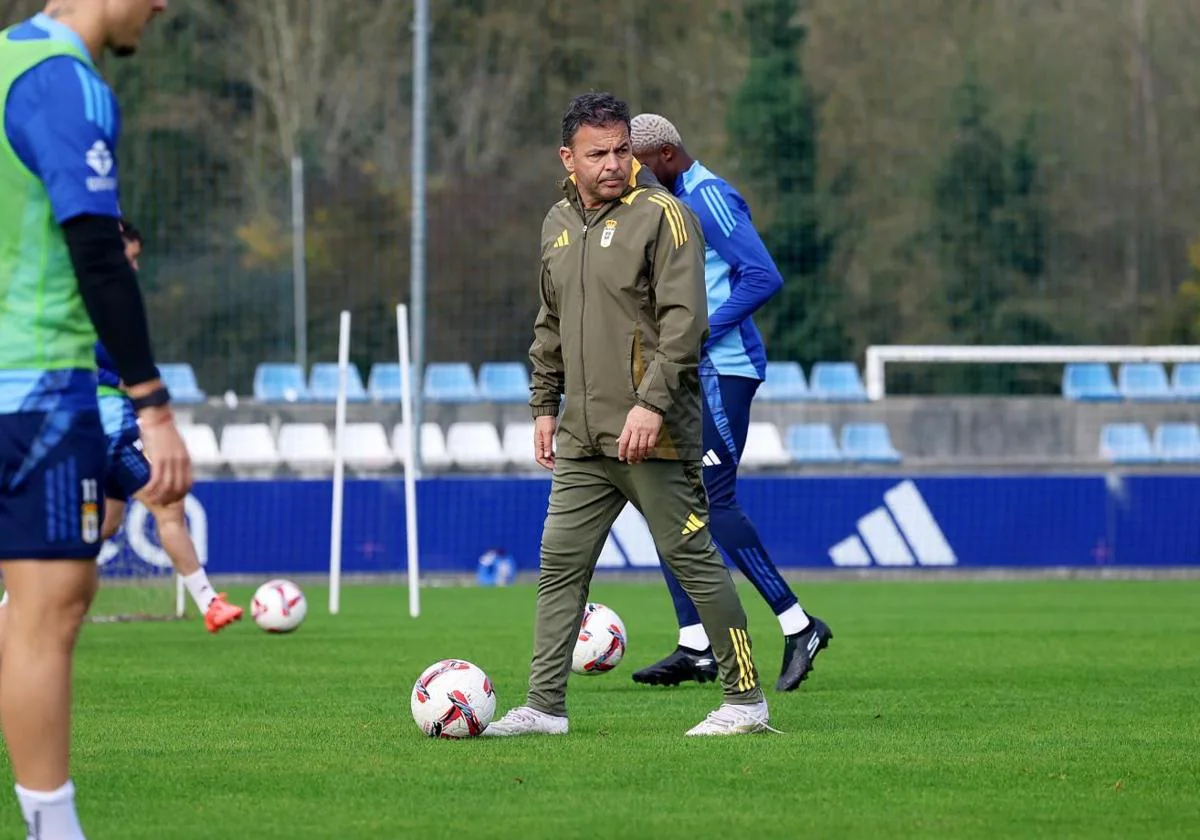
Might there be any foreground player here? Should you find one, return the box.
[487,93,769,738]
[0,3,186,839]
[629,113,833,692]
[95,221,241,631]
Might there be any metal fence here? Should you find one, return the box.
[9,0,1200,396]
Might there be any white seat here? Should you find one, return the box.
[179,423,222,469]
[740,422,791,468]
[446,421,507,471]
[277,423,334,472]
[219,423,281,473]
[391,422,453,471]
[502,422,537,468]
[341,422,395,471]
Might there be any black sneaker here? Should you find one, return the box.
[631,646,718,687]
[776,616,833,692]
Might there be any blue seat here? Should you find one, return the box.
[786,423,844,463]
[253,363,310,403]
[809,362,868,402]
[1118,363,1172,402]
[424,362,479,403]
[367,363,402,402]
[1062,363,1120,401]
[1154,423,1200,463]
[1171,363,1200,401]
[1099,423,1158,464]
[758,361,809,402]
[308,363,367,403]
[478,362,530,403]
[840,422,902,464]
[159,363,205,404]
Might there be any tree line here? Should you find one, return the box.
[6,0,1200,395]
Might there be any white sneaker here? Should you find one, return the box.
[482,706,569,737]
[685,701,775,736]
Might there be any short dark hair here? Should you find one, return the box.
[119,218,143,246]
[561,92,631,148]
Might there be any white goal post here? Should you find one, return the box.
[863,345,1200,401]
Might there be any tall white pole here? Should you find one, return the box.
[410,0,430,475]
[397,304,421,618]
[328,310,351,615]
[291,156,308,369]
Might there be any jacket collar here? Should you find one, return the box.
[561,158,656,209]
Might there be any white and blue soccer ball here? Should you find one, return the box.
[251,579,307,633]
[410,659,496,738]
[572,602,627,675]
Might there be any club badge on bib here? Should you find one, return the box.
[600,219,617,248]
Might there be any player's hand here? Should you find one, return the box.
[618,405,663,464]
[534,415,557,471]
[138,407,193,505]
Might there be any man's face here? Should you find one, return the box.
[560,122,633,208]
[635,145,676,191]
[123,237,141,270]
[105,0,167,58]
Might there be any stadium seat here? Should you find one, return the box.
[391,422,453,471]
[757,361,809,402]
[1171,363,1200,401]
[502,422,537,468]
[1154,423,1200,463]
[840,422,903,464]
[308,363,368,403]
[809,362,869,402]
[478,362,531,403]
[1061,363,1120,401]
[367,363,417,403]
[253,363,310,403]
[1117,362,1173,402]
[785,423,844,463]
[446,422,507,470]
[159,363,206,404]
[739,422,791,468]
[178,423,221,469]
[342,423,395,471]
[1099,423,1158,464]
[277,423,335,472]
[424,362,479,403]
[219,423,281,472]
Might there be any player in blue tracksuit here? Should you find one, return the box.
[630,114,833,692]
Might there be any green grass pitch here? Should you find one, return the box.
[3,579,1198,839]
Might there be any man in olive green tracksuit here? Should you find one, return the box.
[485,92,770,738]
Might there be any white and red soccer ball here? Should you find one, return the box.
[251,579,307,633]
[410,659,497,738]
[572,602,627,675]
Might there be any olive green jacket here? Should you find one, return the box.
[528,159,708,460]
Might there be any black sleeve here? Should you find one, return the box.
[61,214,160,388]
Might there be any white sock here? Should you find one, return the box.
[778,604,811,636]
[182,569,217,612]
[678,624,711,652]
[16,780,86,840]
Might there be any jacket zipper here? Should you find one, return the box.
[578,220,591,449]
[571,196,622,453]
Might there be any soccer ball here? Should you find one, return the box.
[410,659,497,738]
[571,602,627,674]
[251,579,307,633]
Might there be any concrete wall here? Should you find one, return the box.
[176,396,1200,470]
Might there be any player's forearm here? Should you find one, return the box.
[636,299,706,414]
[62,214,162,391]
[638,230,707,412]
[707,268,784,343]
[529,309,565,412]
